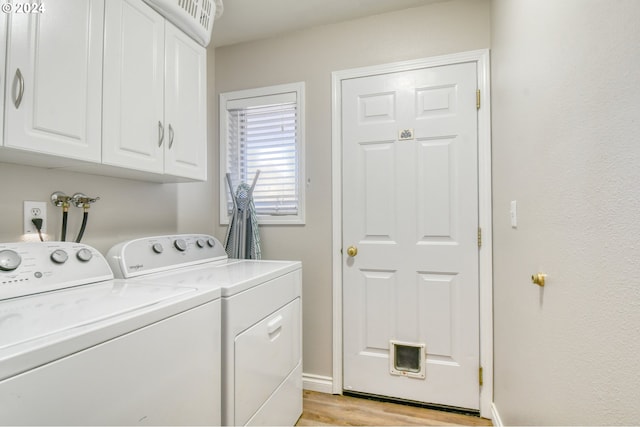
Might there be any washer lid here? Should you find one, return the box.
[0,281,195,351]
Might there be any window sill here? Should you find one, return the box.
[220,215,305,226]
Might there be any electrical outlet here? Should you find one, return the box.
[24,201,47,235]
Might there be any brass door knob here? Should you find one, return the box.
[346,246,358,257]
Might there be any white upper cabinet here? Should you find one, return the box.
[3,0,104,163]
[164,22,207,181]
[0,0,207,181]
[102,0,165,174]
[103,0,207,181]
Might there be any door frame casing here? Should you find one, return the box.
[330,49,493,419]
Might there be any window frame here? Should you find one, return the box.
[219,82,306,225]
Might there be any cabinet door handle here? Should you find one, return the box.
[168,124,174,149]
[158,121,164,147]
[14,68,24,109]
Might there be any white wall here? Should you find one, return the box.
[0,162,177,253]
[491,0,640,424]
[214,0,491,381]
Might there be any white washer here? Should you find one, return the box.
[107,234,303,426]
[0,241,221,426]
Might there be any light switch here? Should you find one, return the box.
[510,200,517,228]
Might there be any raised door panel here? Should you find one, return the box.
[163,22,207,181]
[102,0,164,174]
[4,0,103,162]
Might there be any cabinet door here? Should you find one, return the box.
[4,0,103,162]
[103,0,164,174]
[164,22,207,181]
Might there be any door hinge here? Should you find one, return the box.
[479,367,484,386]
[476,89,481,109]
[477,227,482,248]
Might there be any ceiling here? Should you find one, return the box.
[211,0,446,47]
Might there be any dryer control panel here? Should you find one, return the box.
[107,234,228,279]
[0,242,113,300]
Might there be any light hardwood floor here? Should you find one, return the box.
[296,391,492,426]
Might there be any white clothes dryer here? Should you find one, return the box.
[0,241,221,426]
[107,234,303,426]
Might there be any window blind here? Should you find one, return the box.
[227,99,299,216]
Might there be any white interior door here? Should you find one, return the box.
[342,62,480,410]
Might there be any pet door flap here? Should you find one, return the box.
[389,340,426,379]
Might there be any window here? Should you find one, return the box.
[220,82,305,224]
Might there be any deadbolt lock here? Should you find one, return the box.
[346,246,358,257]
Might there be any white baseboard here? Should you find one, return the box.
[303,373,334,394]
[491,402,503,427]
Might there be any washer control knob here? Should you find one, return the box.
[174,239,187,252]
[0,249,22,271]
[50,249,69,264]
[207,238,216,248]
[196,239,205,248]
[76,248,93,262]
[152,243,164,254]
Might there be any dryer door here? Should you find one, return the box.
[234,297,301,425]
